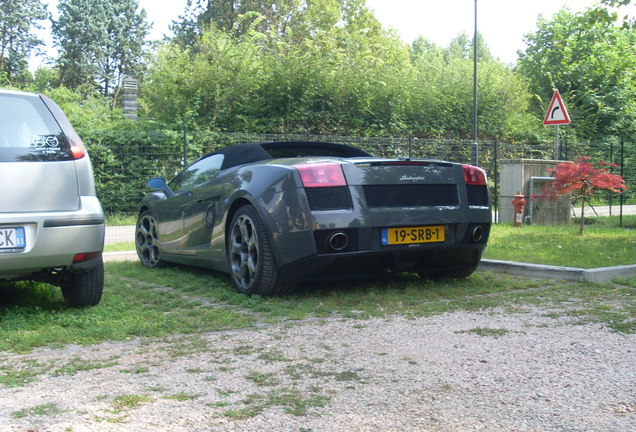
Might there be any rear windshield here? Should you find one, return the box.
[0,93,73,162]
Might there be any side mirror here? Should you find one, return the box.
[147,177,174,198]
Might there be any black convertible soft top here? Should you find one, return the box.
[212,141,373,170]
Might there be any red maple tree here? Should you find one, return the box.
[533,156,628,234]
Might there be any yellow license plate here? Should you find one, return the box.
[381,225,445,245]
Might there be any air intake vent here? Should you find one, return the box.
[466,185,489,206]
[363,184,458,208]
[305,187,353,211]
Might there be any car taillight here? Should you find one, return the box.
[295,163,347,187]
[462,165,487,186]
[73,252,100,263]
[69,138,86,159]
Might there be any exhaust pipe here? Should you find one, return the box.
[327,232,349,251]
[471,225,484,242]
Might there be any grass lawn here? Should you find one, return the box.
[1,215,633,356]
[484,216,636,268]
[105,242,135,252]
[1,261,634,355]
[104,213,136,226]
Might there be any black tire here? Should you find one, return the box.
[136,210,166,268]
[61,259,104,307]
[227,205,294,296]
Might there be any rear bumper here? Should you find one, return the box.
[0,196,104,280]
[277,241,487,282]
[256,187,492,271]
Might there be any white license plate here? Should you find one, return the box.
[0,227,26,250]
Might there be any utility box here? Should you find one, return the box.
[499,159,571,225]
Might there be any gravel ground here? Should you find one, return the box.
[1,308,634,432]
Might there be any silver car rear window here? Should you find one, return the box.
[0,94,73,162]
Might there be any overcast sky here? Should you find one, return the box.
[34,0,621,68]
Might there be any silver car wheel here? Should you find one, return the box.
[136,211,163,267]
[229,213,260,291]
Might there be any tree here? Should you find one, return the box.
[53,0,150,96]
[407,34,535,140]
[0,0,47,84]
[517,7,636,142]
[149,0,536,140]
[171,0,303,47]
[171,0,374,47]
[533,156,628,234]
[444,32,493,63]
[145,26,266,130]
[600,0,634,28]
[148,0,410,134]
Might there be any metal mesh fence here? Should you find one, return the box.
[88,130,635,219]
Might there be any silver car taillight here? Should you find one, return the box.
[69,138,86,159]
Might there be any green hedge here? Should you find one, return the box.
[82,125,183,214]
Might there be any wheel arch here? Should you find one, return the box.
[223,196,286,266]
[137,204,151,218]
[224,200,295,296]
[224,197,254,245]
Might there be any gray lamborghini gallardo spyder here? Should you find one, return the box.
[136,141,491,296]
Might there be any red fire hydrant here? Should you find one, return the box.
[511,191,526,226]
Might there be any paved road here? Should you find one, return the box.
[105,225,136,245]
[574,204,635,217]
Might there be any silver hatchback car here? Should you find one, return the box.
[0,89,105,306]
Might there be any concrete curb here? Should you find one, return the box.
[479,259,636,283]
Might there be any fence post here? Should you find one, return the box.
[183,123,188,167]
[494,140,498,223]
[619,134,624,227]
[609,140,614,216]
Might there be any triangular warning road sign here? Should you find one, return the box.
[543,90,571,125]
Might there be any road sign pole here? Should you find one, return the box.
[619,134,624,227]
[554,125,559,160]
[471,0,478,166]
